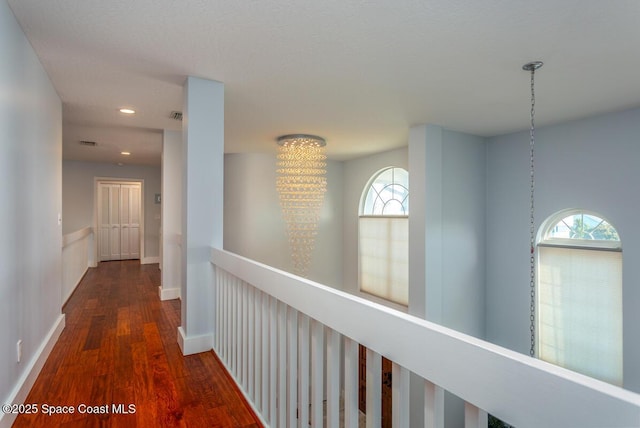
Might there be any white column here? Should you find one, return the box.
[160,130,182,301]
[408,123,443,322]
[408,124,444,426]
[178,76,224,355]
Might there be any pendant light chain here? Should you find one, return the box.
[529,68,536,357]
[523,61,542,358]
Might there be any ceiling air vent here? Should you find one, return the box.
[79,140,97,147]
[170,111,183,121]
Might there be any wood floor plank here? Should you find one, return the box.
[13,260,262,428]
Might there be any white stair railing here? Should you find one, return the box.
[211,248,640,428]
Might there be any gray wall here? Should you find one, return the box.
[62,160,162,259]
[224,153,344,288]
[441,129,487,338]
[486,107,640,392]
[0,0,63,409]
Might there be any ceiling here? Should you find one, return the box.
[8,0,640,164]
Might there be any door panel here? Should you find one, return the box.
[120,186,131,259]
[97,182,141,262]
[109,185,121,259]
[99,185,111,260]
[129,185,140,258]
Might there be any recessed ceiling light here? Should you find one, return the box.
[121,151,131,156]
[119,108,135,114]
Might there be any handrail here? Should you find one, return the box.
[62,226,92,248]
[211,247,640,428]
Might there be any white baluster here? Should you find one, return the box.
[326,328,341,428]
[216,271,223,359]
[248,285,255,400]
[214,270,220,353]
[366,348,381,428]
[278,301,287,427]
[254,289,262,410]
[267,296,277,424]
[310,320,324,427]
[288,307,298,428]
[344,338,359,428]
[392,363,410,428]
[231,276,237,377]
[464,402,488,428]
[424,379,444,428]
[261,291,269,416]
[224,273,230,365]
[241,281,248,391]
[299,314,310,428]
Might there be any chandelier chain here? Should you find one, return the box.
[529,67,537,358]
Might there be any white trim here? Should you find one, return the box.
[177,326,213,356]
[158,286,181,301]
[0,315,65,428]
[141,256,159,265]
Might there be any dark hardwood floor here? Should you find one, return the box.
[13,260,261,428]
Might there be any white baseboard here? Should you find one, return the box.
[212,348,269,428]
[158,286,181,301]
[141,256,160,265]
[177,326,213,356]
[0,314,65,428]
[62,266,89,306]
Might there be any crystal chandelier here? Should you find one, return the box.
[276,134,327,277]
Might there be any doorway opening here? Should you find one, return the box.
[95,178,144,262]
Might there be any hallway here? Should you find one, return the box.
[13,261,261,427]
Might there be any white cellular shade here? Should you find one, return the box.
[538,246,622,385]
[358,167,409,306]
[359,217,408,305]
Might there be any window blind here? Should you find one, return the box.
[358,217,408,305]
[538,246,623,385]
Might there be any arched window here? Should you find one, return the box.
[358,167,408,305]
[537,210,622,385]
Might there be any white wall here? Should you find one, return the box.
[0,0,63,422]
[62,160,162,260]
[486,107,640,393]
[224,153,344,288]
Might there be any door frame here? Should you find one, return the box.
[93,177,145,264]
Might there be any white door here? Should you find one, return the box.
[120,184,141,259]
[98,182,141,261]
